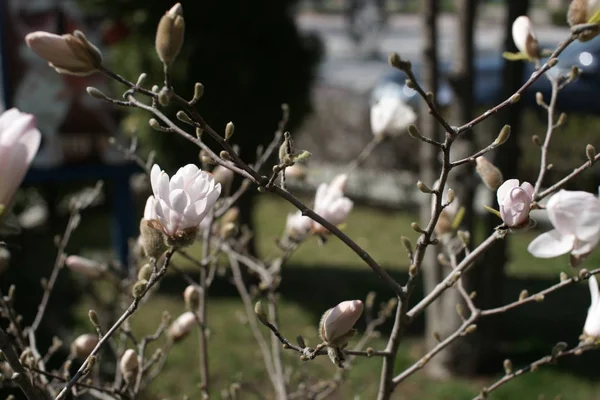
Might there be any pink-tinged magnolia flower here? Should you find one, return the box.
[0,109,41,207]
[584,275,600,339]
[370,96,417,138]
[497,179,534,228]
[285,211,312,240]
[319,300,363,345]
[312,174,353,233]
[25,31,102,76]
[168,311,196,342]
[65,255,106,279]
[511,16,539,59]
[147,164,221,238]
[528,190,600,264]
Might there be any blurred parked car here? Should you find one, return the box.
[371,35,600,115]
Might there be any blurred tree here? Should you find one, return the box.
[78,0,322,252]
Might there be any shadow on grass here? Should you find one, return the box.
[157,263,600,380]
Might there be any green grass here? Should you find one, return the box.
[61,195,600,399]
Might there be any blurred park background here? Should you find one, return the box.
[2,0,600,398]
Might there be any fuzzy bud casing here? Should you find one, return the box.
[155,3,185,66]
[183,285,200,310]
[119,349,139,383]
[168,311,197,342]
[475,156,504,190]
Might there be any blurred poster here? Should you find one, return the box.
[0,0,127,167]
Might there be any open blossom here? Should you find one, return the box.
[312,174,353,233]
[25,31,102,76]
[528,190,600,265]
[511,16,539,59]
[285,211,312,240]
[370,95,417,138]
[497,179,534,228]
[147,164,221,238]
[584,275,600,339]
[319,300,363,345]
[0,109,41,207]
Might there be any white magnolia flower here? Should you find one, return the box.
[511,16,539,59]
[319,300,363,345]
[497,179,534,228]
[370,94,417,138]
[528,190,600,264]
[285,211,312,240]
[147,164,221,238]
[312,174,353,233]
[584,275,600,339]
[0,108,41,207]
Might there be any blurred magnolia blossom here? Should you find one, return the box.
[583,275,600,339]
[285,211,312,240]
[71,334,98,359]
[0,109,41,208]
[497,179,534,228]
[168,311,197,342]
[25,31,102,76]
[370,93,417,138]
[319,300,363,345]
[120,349,139,383]
[312,174,353,234]
[65,255,106,279]
[145,164,221,240]
[528,190,600,265]
[512,16,539,59]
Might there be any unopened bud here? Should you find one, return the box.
[536,92,544,106]
[446,188,455,204]
[71,334,98,359]
[212,166,234,193]
[548,58,558,67]
[220,222,238,239]
[510,94,520,103]
[408,264,417,277]
[65,255,106,279]
[0,247,11,276]
[225,122,235,140]
[176,110,192,124]
[519,290,529,301]
[456,304,465,319]
[168,312,197,342]
[534,294,544,302]
[465,324,477,334]
[417,180,433,194]
[560,272,568,282]
[254,301,269,325]
[221,207,240,226]
[494,125,511,146]
[86,87,109,100]
[556,113,567,126]
[220,151,232,161]
[140,219,167,259]
[191,82,204,103]
[433,332,442,342]
[132,280,148,299]
[183,285,200,310]
[366,347,374,357]
[407,124,420,139]
[136,73,147,87]
[411,222,424,233]
[586,144,596,162]
[137,264,153,281]
[532,135,542,146]
[401,236,412,253]
[475,156,504,190]
[503,359,513,375]
[119,349,139,383]
[155,3,185,66]
[158,87,172,106]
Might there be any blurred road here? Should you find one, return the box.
[296,10,571,92]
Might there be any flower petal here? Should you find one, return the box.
[527,229,575,258]
[497,179,519,204]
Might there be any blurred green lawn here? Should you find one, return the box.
[69,195,600,399]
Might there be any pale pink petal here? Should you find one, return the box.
[497,179,519,205]
[527,230,575,258]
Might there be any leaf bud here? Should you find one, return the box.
[132,279,148,299]
[137,264,153,281]
[494,125,511,146]
[536,92,545,106]
[225,122,235,140]
[586,144,596,162]
[519,290,529,300]
[503,359,513,375]
[254,301,269,325]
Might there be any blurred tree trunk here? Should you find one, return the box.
[422,0,480,379]
[473,0,530,372]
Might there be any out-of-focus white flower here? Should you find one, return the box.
[370,95,417,138]
[528,190,600,265]
[65,255,106,279]
[285,211,312,240]
[0,109,41,207]
[119,349,139,383]
[497,179,534,228]
[511,16,539,59]
[584,275,600,339]
[168,311,197,342]
[71,334,98,359]
[148,164,221,239]
[25,31,102,75]
[319,300,363,345]
[312,174,353,234]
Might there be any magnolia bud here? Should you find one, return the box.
[319,300,363,346]
[132,280,148,299]
[212,166,234,193]
[119,349,139,383]
[475,156,504,190]
[138,264,153,281]
[254,301,269,325]
[220,222,238,239]
[221,207,240,226]
[225,122,235,140]
[494,125,511,146]
[536,92,545,106]
[65,255,106,279]
[568,0,600,41]
[155,3,185,66]
[140,219,166,259]
[183,285,200,310]
[586,144,596,162]
[0,247,10,276]
[168,312,197,342]
[71,334,98,359]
